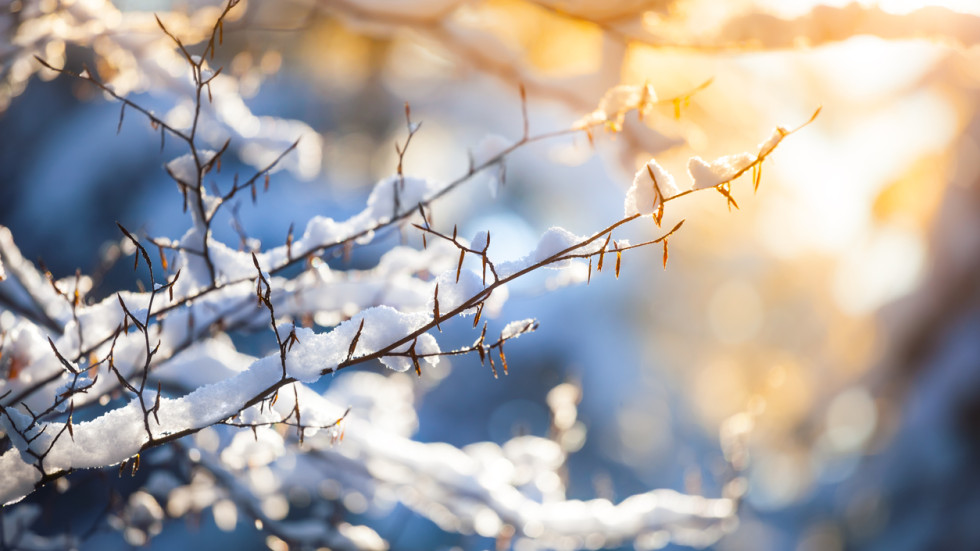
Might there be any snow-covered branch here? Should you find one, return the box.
[0,1,818,549]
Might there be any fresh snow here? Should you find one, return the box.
[427,268,507,317]
[687,153,755,190]
[285,306,440,379]
[758,126,789,157]
[0,301,443,504]
[165,151,213,186]
[500,318,537,340]
[624,159,683,217]
[257,175,440,270]
[497,227,593,278]
[575,83,658,129]
[686,126,788,191]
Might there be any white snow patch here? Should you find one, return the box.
[0,450,39,506]
[575,83,658,129]
[470,231,490,252]
[500,319,537,340]
[365,175,437,223]
[154,335,256,388]
[237,118,322,181]
[758,126,789,157]
[497,227,596,278]
[687,153,755,190]
[285,306,439,379]
[427,269,507,317]
[165,151,214,185]
[261,175,440,268]
[625,159,684,217]
[168,174,442,296]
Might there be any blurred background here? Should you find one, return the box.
[3,0,980,549]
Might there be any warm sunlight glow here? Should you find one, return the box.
[758,0,980,17]
[755,37,957,257]
[878,0,980,14]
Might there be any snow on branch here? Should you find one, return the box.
[0,1,818,548]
